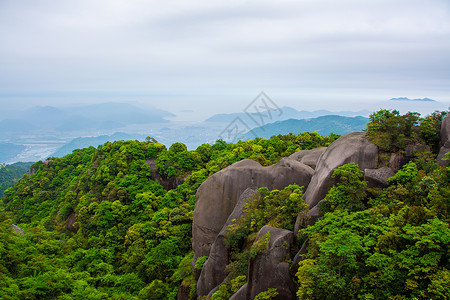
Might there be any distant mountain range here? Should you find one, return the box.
[50,132,148,158]
[0,143,26,163]
[0,103,174,139]
[241,115,369,141]
[205,106,370,126]
[390,97,437,102]
[0,103,393,163]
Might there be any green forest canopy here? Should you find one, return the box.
[0,109,448,299]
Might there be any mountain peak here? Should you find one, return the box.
[390,97,437,102]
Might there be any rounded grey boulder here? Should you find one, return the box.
[295,132,378,234]
[438,114,450,166]
[289,147,327,170]
[364,166,395,189]
[196,188,257,296]
[192,158,314,269]
[229,226,297,300]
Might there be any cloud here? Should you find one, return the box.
[0,0,449,103]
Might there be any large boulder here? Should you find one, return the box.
[193,158,314,264]
[65,212,79,233]
[438,115,450,166]
[389,153,411,172]
[229,226,297,300]
[289,147,327,170]
[196,188,257,296]
[295,132,378,234]
[295,199,324,231]
[364,167,395,189]
[290,238,309,276]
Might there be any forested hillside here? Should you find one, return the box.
[0,162,33,197]
[0,109,449,299]
[242,115,369,140]
[295,110,450,299]
[191,109,450,300]
[0,132,336,299]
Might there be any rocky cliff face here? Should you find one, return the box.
[230,226,297,300]
[301,133,378,208]
[196,188,257,296]
[192,158,314,265]
[189,126,443,299]
[438,114,450,165]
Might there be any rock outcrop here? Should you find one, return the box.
[295,132,378,234]
[364,167,395,189]
[10,224,25,235]
[145,159,188,190]
[438,114,450,166]
[388,153,411,172]
[193,158,314,265]
[229,226,297,300]
[290,239,309,276]
[302,133,378,208]
[190,121,450,299]
[289,147,327,170]
[65,212,79,233]
[196,188,257,296]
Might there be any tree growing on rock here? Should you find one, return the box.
[320,163,367,213]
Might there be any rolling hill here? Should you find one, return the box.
[242,115,369,140]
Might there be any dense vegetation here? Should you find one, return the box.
[1,109,448,299]
[365,109,447,153]
[0,132,336,299]
[209,185,309,300]
[296,110,450,299]
[0,162,33,197]
[297,160,450,299]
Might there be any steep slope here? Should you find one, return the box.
[0,109,448,300]
[191,110,449,300]
[0,162,33,197]
[0,132,335,299]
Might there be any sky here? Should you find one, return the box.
[1,0,449,120]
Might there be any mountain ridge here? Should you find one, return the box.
[205,106,370,124]
[241,115,369,140]
[390,97,437,102]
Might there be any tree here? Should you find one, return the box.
[419,110,448,153]
[321,163,367,213]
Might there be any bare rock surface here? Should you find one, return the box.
[65,212,79,233]
[389,153,410,172]
[296,132,378,234]
[302,132,378,208]
[10,224,25,235]
[193,158,314,264]
[438,115,450,166]
[196,188,257,296]
[230,226,297,300]
[364,167,395,189]
[290,238,309,277]
[289,147,327,170]
[296,199,324,231]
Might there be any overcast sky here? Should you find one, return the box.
[0,0,449,119]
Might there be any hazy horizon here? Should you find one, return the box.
[1,0,449,119]
[1,95,448,123]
